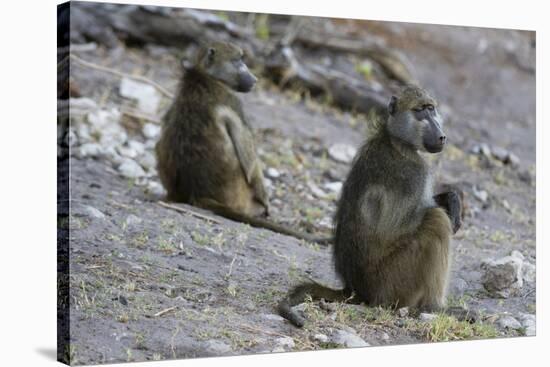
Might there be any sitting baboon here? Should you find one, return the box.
[156,41,330,245]
[279,86,472,326]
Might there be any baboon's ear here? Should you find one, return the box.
[388,96,398,116]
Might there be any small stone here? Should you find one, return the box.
[142,123,161,140]
[138,151,157,172]
[262,313,285,322]
[380,332,390,342]
[118,158,146,179]
[203,340,232,355]
[398,307,409,318]
[117,145,138,159]
[473,186,488,203]
[124,214,142,228]
[275,336,295,350]
[481,254,523,298]
[266,167,281,179]
[78,142,102,158]
[522,262,536,283]
[308,182,329,199]
[507,153,520,166]
[518,313,536,335]
[328,144,357,164]
[128,140,145,155]
[497,315,522,330]
[419,313,437,322]
[329,329,369,348]
[491,146,508,162]
[323,181,343,194]
[146,181,166,197]
[119,78,161,114]
[73,204,106,219]
[510,250,525,260]
[313,333,329,343]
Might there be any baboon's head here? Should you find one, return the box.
[387,86,446,153]
[195,42,257,93]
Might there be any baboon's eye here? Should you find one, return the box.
[412,106,424,112]
[426,105,435,111]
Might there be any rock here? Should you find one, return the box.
[491,146,508,162]
[318,216,333,230]
[266,167,281,179]
[323,181,343,195]
[330,329,369,348]
[481,254,523,298]
[73,204,106,219]
[419,313,437,322]
[118,158,146,179]
[203,340,232,355]
[262,313,285,322]
[128,140,145,155]
[522,262,536,283]
[328,144,357,164]
[117,145,138,159]
[138,151,157,172]
[119,78,161,114]
[275,337,295,350]
[473,186,488,203]
[497,315,522,330]
[146,181,165,197]
[450,278,468,297]
[78,142,103,158]
[518,313,536,336]
[313,333,329,343]
[124,214,142,228]
[308,182,328,199]
[380,332,390,342]
[142,123,161,140]
[471,143,491,158]
[87,108,127,147]
[397,307,409,318]
[507,153,520,166]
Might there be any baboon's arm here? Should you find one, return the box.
[433,191,462,234]
[218,107,259,185]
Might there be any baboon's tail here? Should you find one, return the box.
[277,282,355,327]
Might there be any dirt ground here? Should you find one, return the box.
[61,14,535,365]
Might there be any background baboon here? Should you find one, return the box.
[279,86,470,326]
[156,41,330,244]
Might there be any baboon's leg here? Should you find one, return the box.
[434,191,462,234]
[369,208,451,308]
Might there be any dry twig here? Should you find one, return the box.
[157,201,222,224]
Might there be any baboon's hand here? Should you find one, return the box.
[434,191,462,234]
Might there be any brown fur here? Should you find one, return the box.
[279,86,473,326]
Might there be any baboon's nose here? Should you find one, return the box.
[439,135,447,144]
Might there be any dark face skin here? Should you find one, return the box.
[413,104,446,153]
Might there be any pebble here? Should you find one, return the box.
[328,144,357,164]
[329,329,369,348]
[124,214,142,228]
[119,78,161,115]
[78,142,102,158]
[308,181,329,199]
[398,307,409,318]
[275,336,295,350]
[313,333,329,343]
[419,313,437,322]
[262,313,285,322]
[518,313,536,336]
[138,151,157,172]
[73,204,106,220]
[142,122,161,140]
[146,181,166,197]
[118,158,146,179]
[497,315,522,330]
[473,186,488,203]
[266,167,281,179]
[323,181,343,194]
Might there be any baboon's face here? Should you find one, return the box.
[199,42,257,93]
[387,88,446,153]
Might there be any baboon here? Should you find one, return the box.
[279,86,473,326]
[156,41,330,245]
